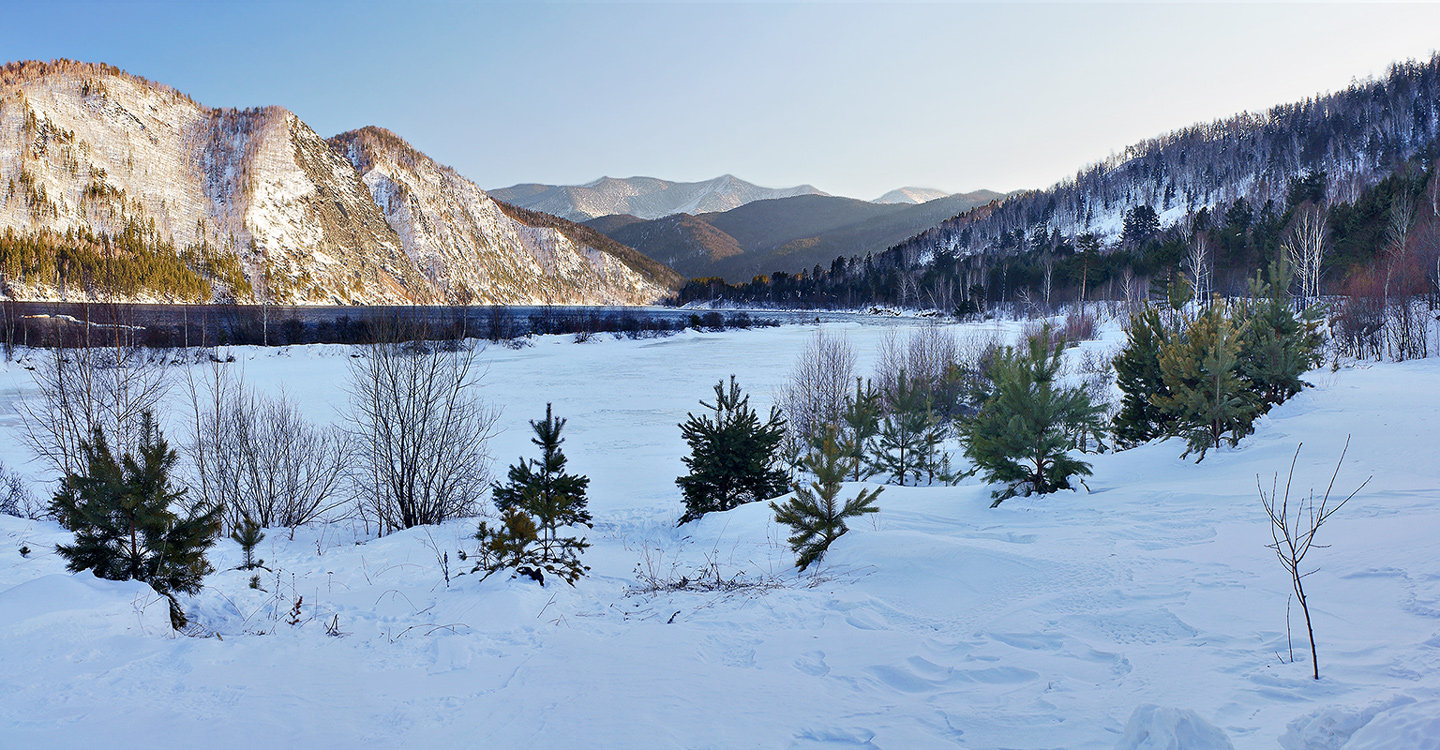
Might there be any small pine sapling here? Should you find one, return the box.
[771,429,882,571]
[837,378,882,481]
[869,371,934,486]
[52,413,221,628]
[676,377,788,523]
[474,509,542,582]
[485,404,592,585]
[1237,260,1325,410]
[961,331,1105,506]
[1154,302,1258,460]
[231,517,266,570]
[1111,305,1177,447]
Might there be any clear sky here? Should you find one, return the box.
[4,1,1439,199]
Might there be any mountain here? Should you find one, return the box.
[590,190,1003,282]
[0,60,678,304]
[680,54,1440,310]
[888,57,1440,264]
[331,127,679,304]
[489,175,828,222]
[874,187,952,204]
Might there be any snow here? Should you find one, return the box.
[1,318,1439,747]
[1117,705,1234,750]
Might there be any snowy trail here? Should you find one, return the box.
[2,321,1439,747]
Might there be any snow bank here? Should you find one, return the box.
[0,572,172,640]
[1116,705,1234,750]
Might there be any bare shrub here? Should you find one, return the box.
[0,461,43,519]
[18,340,170,478]
[1062,310,1099,344]
[346,322,500,534]
[1332,270,1386,361]
[187,362,350,531]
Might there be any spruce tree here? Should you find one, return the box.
[771,429,882,571]
[1111,305,1177,447]
[1154,302,1259,461]
[869,371,935,487]
[961,332,1105,506]
[486,404,591,585]
[676,377,788,524]
[837,378,881,481]
[52,413,221,627]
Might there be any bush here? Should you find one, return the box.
[0,462,40,519]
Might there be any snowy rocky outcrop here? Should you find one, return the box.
[0,60,677,304]
[330,127,677,305]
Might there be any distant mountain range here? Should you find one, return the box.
[585,190,1006,282]
[489,175,828,222]
[0,60,678,304]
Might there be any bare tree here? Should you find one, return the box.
[1284,204,1328,305]
[1184,233,1212,304]
[779,328,856,451]
[1258,439,1370,680]
[346,322,500,534]
[18,333,171,478]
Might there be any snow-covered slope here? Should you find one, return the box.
[330,127,677,305]
[2,318,1438,746]
[490,174,828,221]
[0,61,678,304]
[874,186,951,204]
[0,61,433,304]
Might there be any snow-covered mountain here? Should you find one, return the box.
[490,174,828,221]
[873,187,951,205]
[0,60,678,304]
[331,127,679,305]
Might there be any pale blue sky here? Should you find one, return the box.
[4,1,1439,199]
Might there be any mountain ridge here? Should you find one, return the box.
[0,60,679,305]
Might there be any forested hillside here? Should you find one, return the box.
[683,55,1440,312]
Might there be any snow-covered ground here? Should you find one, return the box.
[1,320,1438,748]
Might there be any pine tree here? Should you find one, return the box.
[1237,260,1324,409]
[52,413,221,627]
[771,429,882,571]
[486,404,591,585]
[231,517,265,570]
[676,377,788,524]
[869,372,935,486]
[961,332,1105,506]
[837,378,881,481]
[1154,302,1259,461]
[1111,305,1177,447]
